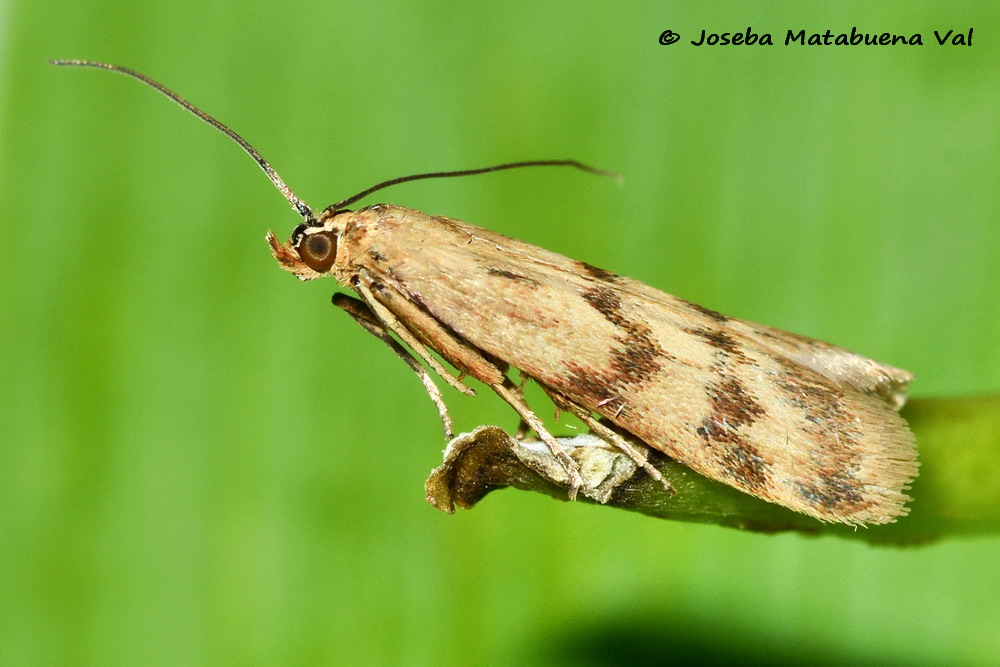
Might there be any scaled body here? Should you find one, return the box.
[272,204,918,525]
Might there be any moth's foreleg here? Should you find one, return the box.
[505,373,531,440]
[333,294,455,439]
[540,385,675,495]
[354,279,475,397]
[356,273,586,499]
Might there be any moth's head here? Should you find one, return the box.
[267,209,352,281]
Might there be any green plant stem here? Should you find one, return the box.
[426,396,1000,545]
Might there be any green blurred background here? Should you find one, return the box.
[2,0,998,664]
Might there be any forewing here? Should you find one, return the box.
[362,207,918,524]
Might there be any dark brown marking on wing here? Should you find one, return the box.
[558,362,617,403]
[757,326,833,349]
[694,375,770,490]
[552,286,672,408]
[688,327,750,363]
[609,331,664,385]
[677,297,730,323]
[686,316,771,491]
[797,471,868,513]
[581,286,624,324]
[581,286,669,381]
[694,427,770,492]
[487,267,539,287]
[724,442,769,491]
[703,377,766,433]
[579,261,620,283]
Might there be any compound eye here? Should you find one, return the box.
[296,230,338,272]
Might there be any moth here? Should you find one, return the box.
[53,60,918,525]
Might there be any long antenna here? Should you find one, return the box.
[50,59,315,221]
[52,60,620,225]
[324,160,621,214]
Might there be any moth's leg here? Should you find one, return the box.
[354,280,475,397]
[491,382,585,499]
[358,273,585,499]
[540,385,675,495]
[333,294,454,439]
[512,372,531,440]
